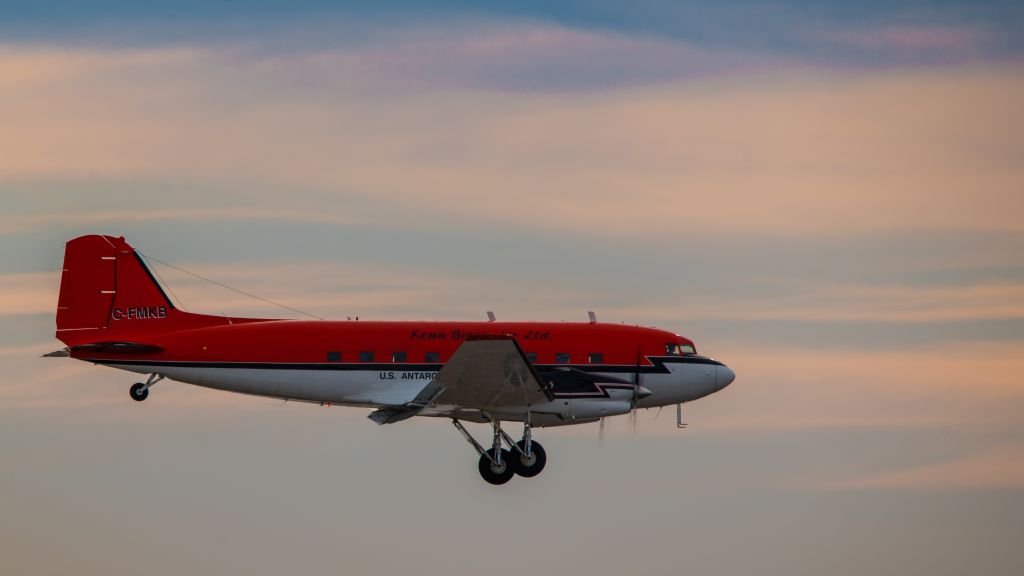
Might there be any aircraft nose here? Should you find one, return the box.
[716,364,736,390]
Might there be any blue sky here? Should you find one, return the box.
[1,1,1023,575]
[4,1,1023,61]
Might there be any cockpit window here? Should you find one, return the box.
[666,343,696,355]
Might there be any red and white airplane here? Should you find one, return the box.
[51,234,735,484]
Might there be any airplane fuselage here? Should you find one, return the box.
[73,320,734,426]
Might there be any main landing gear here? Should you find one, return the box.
[453,415,546,485]
[129,374,163,402]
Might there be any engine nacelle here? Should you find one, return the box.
[489,398,634,427]
[547,398,633,421]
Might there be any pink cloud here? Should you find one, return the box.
[1,41,1023,242]
[316,21,781,91]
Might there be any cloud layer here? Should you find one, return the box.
[1,11,1023,576]
[2,41,1022,242]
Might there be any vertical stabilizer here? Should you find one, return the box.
[56,235,180,346]
[55,234,270,347]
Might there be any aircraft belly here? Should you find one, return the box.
[99,363,424,406]
[98,360,722,411]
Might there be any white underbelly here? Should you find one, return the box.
[101,363,432,406]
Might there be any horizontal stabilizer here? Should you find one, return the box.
[69,342,165,354]
[368,385,446,425]
[367,407,417,425]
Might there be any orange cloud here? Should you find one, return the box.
[689,342,1024,435]
[0,273,59,315]
[609,282,1024,323]
[1,43,1021,241]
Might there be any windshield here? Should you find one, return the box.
[665,343,696,355]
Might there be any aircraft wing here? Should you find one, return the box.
[368,335,552,424]
[432,335,554,409]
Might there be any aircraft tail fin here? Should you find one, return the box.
[55,235,214,346]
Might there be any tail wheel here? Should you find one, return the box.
[477,449,515,485]
[511,440,547,477]
[129,383,149,402]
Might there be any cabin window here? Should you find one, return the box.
[425,352,440,363]
[527,352,537,363]
[681,344,696,354]
[588,353,603,364]
[326,351,341,362]
[392,351,407,363]
[555,352,571,364]
[359,351,375,362]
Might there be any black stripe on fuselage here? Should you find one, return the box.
[84,355,724,372]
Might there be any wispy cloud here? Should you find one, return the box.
[17,253,1023,326]
[823,24,994,59]
[2,42,1022,243]
[824,444,1024,490]
[614,282,1024,323]
[0,45,201,90]
[0,208,359,236]
[2,258,600,322]
[0,273,58,315]
[693,342,1024,434]
[321,21,784,91]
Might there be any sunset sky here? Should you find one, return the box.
[2,1,1023,574]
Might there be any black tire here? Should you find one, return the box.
[130,382,149,402]
[477,448,515,485]
[510,440,547,478]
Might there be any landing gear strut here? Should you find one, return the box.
[507,415,546,477]
[453,415,546,484]
[129,373,163,402]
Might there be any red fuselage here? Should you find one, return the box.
[56,234,734,428]
[71,320,696,367]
